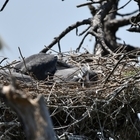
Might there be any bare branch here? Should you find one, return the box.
[108,17,130,28]
[117,10,139,17]
[0,0,9,12]
[40,19,91,53]
[76,32,90,52]
[127,27,140,32]
[77,1,115,54]
[76,0,107,8]
[109,0,132,14]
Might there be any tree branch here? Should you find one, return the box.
[127,27,140,32]
[40,19,91,53]
[108,17,130,28]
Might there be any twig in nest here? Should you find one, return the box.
[0,125,16,139]
[0,83,56,140]
[0,57,7,64]
[0,120,20,127]
[18,47,29,74]
[104,81,128,106]
[103,48,139,86]
[95,102,105,139]
[54,104,92,131]
[47,82,56,103]
[103,54,126,86]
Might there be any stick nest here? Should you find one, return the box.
[1,52,140,140]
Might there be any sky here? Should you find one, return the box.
[0,0,139,64]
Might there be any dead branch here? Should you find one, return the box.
[117,9,139,17]
[103,54,126,85]
[109,0,132,14]
[127,27,140,32]
[0,0,9,12]
[76,1,115,54]
[39,19,91,53]
[108,17,130,28]
[76,0,106,8]
[76,32,90,52]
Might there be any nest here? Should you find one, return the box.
[0,52,140,140]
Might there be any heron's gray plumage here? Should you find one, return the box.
[0,70,33,82]
[12,53,97,83]
[54,67,97,82]
[14,53,57,80]
[54,67,79,82]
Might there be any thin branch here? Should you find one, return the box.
[0,57,7,64]
[109,0,132,14]
[18,47,28,73]
[127,27,140,32]
[76,27,78,35]
[117,10,139,17]
[40,19,91,53]
[103,48,140,86]
[76,0,107,8]
[103,54,126,86]
[116,0,132,11]
[0,0,9,12]
[103,83,128,107]
[54,37,61,54]
[76,32,90,52]
[0,125,16,139]
[78,25,91,36]
[77,2,94,8]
